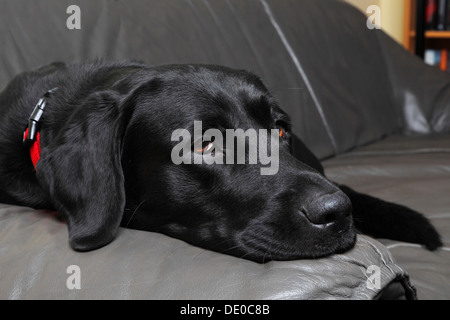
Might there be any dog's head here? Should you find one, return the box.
[38,64,356,263]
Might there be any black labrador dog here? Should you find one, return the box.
[0,61,442,263]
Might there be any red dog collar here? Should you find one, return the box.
[23,88,59,170]
[23,128,41,169]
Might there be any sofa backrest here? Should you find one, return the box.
[0,0,404,159]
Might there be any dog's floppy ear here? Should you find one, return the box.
[36,91,131,251]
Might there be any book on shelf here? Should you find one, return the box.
[425,49,450,72]
[448,0,450,29]
[426,0,450,30]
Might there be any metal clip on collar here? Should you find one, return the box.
[23,87,59,146]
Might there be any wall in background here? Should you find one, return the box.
[343,0,405,45]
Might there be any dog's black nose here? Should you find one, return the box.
[302,191,352,226]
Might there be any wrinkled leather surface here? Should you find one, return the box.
[323,134,450,300]
[0,203,415,299]
[0,0,449,300]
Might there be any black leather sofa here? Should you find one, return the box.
[0,0,449,300]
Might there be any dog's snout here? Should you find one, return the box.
[302,191,352,226]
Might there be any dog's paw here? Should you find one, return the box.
[340,184,443,251]
[393,210,443,251]
[416,219,442,251]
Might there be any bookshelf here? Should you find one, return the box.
[404,0,450,72]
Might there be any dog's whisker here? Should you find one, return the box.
[262,241,272,264]
[124,199,147,227]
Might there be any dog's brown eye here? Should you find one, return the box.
[278,126,287,139]
[194,141,214,154]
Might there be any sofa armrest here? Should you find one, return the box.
[0,204,415,300]
[376,31,450,133]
